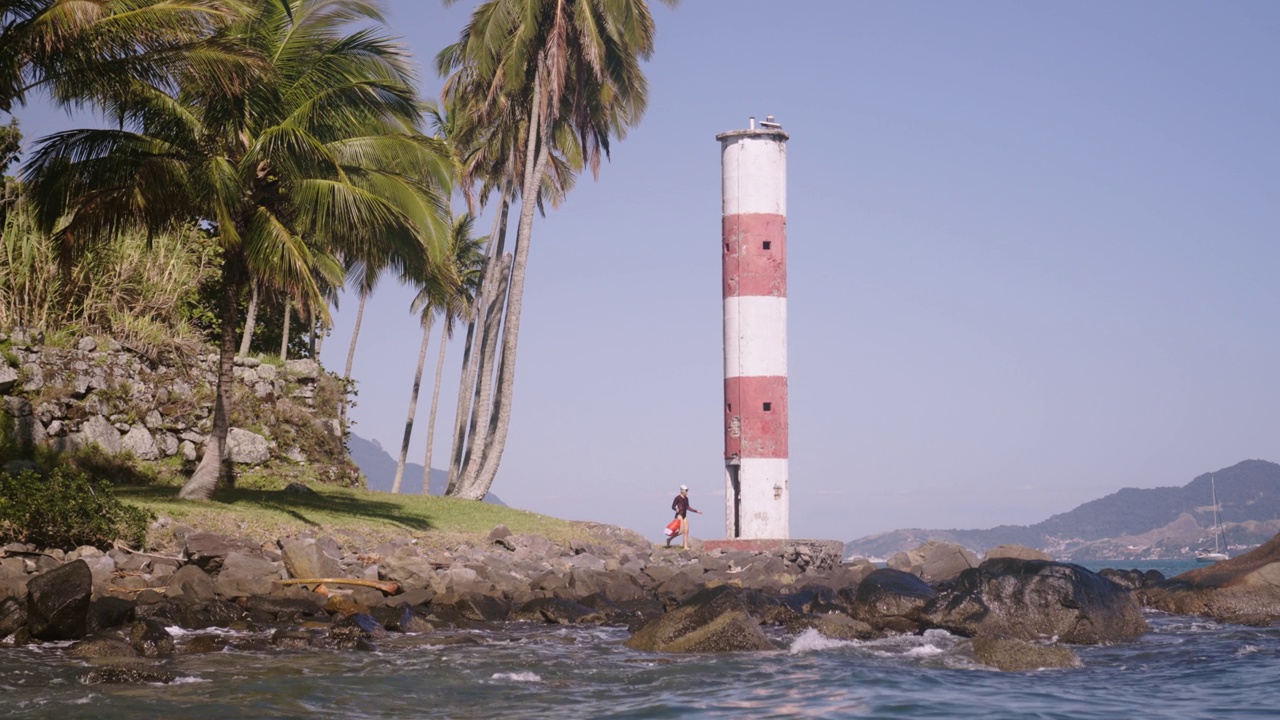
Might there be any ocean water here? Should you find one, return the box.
[5,560,1278,719]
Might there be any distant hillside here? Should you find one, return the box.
[347,433,505,505]
[845,459,1280,561]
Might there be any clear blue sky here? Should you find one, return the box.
[12,2,1280,541]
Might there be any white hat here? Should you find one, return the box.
[680,484,689,491]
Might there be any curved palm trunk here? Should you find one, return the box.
[448,202,510,495]
[455,68,550,501]
[454,253,510,495]
[392,321,432,494]
[340,289,368,428]
[446,318,477,492]
[180,271,241,500]
[470,141,551,498]
[421,327,450,495]
[238,279,259,356]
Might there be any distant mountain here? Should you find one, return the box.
[845,459,1280,562]
[347,433,504,505]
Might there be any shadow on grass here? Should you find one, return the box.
[115,486,435,532]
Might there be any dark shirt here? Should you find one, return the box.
[672,494,696,518]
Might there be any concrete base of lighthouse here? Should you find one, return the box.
[700,538,846,567]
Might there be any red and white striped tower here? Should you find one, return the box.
[717,115,789,540]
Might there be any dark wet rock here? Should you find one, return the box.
[70,635,138,658]
[971,636,1081,672]
[577,593,632,624]
[625,586,780,653]
[27,559,92,640]
[129,618,175,657]
[887,541,980,584]
[333,612,387,638]
[431,592,509,625]
[87,596,136,634]
[1144,534,1280,621]
[373,604,434,633]
[849,568,937,633]
[1099,568,1166,592]
[802,613,880,641]
[181,634,229,654]
[80,667,177,684]
[512,597,605,625]
[271,628,318,649]
[924,558,1148,644]
[245,593,326,623]
[0,596,28,640]
[136,597,245,630]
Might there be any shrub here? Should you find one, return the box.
[0,467,153,549]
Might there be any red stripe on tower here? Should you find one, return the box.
[717,116,789,540]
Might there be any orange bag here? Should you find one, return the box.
[663,518,681,536]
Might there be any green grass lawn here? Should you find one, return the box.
[115,484,583,551]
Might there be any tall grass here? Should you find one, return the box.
[0,200,218,358]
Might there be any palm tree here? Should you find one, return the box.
[438,0,673,500]
[392,212,483,494]
[0,0,256,114]
[421,213,484,493]
[22,0,451,500]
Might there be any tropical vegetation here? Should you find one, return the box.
[0,0,675,513]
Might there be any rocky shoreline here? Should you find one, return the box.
[6,517,1280,678]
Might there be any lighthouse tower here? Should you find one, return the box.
[717,116,789,540]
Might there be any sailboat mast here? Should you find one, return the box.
[1211,475,1222,554]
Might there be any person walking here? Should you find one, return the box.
[666,484,702,549]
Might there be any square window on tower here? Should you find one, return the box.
[763,402,772,412]
[762,241,772,250]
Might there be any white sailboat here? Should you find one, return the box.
[1195,475,1229,563]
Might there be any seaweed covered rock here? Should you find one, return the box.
[625,585,778,653]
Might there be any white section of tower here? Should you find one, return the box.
[723,297,789,379]
[732,458,790,539]
[721,138,787,216]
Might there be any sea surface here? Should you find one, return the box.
[5,559,1279,719]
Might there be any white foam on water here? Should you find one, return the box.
[171,676,211,685]
[788,628,853,655]
[490,671,542,683]
[1236,644,1262,656]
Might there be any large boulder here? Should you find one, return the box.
[27,560,93,640]
[213,552,282,598]
[280,538,343,580]
[924,558,1148,644]
[983,545,1052,562]
[849,568,937,633]
[624,585,779,653]
[887,541,980,583]
[227,428,270,465]
[121,425,160,460]
[1144,532,1280,622]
